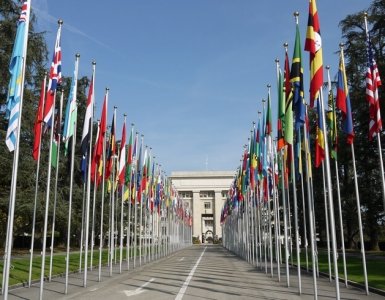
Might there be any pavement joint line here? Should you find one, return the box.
[175,246,207,300]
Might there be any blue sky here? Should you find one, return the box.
[32,0,371,174]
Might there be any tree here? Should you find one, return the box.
[339,0,385,250]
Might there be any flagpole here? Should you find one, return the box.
[319,88,340,300]
[326,63,348,287]
[28,72,47,288]
[109,107,117,276]
[3,2,31,298]
[49,88,64,282]
[133,133,139,268]
[303,107,318,299]
[139,137,144,266]
[119,114,127,273]
[321,161,332,282]
[350,142,369,294]
[98,88,109,282]
[364,13,385,211]
[64,53,80,294]
[40,74,57,299]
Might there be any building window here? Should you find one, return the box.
[204,202,211,209]
[221,190,228,198]
[200,191,214,198]
[179,191,192,199]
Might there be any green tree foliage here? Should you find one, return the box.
[338,0,385,250]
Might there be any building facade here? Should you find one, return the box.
[170,171,233,243]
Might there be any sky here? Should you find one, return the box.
[31,0,371,175]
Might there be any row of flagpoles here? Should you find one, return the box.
[221,1,383,300]
[2,1,192,299]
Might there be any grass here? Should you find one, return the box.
[0,246,150,287]
[296,248,385,290]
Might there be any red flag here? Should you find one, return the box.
[91,92,108,183]
[32,76,46,160]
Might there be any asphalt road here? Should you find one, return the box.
[7,245,384,300]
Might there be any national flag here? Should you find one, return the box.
[305,0,323,107]
[125,125,134,185]
[264,88,273,176]
[336,49,354,144]
[365,26,382,140]
[43,23,62,129]
[291,23,305,129]
[91,91,108,184]
[32,75,46,160]
[62,58,79,155]
[315,99,325,168]
[5,1,29,152]
[80,75,94,181]
[118,119,126,186]
[284,50,293,146]
[277,66,285,151]
[51,92,63,169]
[105,109,116,180]
[327,68,338,160]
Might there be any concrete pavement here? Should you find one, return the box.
[6,245,384,300]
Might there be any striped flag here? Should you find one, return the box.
[91,92,108,184]
[305,0,323,107]
[365,28,382,140]
[315,99,325,168]
[291,22,305,129]
[5,1,29,151]
[105,110,116,180]
[80,75,94,181]
[43,23,62,129]
[62,58,79,154]
[118,119,126,186]
[336,49,354,144]
[327,69,338,160]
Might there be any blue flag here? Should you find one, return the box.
[5,1,29,151]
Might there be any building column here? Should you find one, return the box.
[192,191,201,241]
[214,190,222,239]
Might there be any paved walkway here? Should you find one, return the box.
[6,245,384,299]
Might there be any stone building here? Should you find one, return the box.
[170,171,233,243]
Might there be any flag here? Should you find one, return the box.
[43,23,62,129]
[5,1,29,151]
[80,75,94,181]
[365,27,382,140]
[291,23,305,129]
[118,119,126,186]
[32,76,46,160]
[315,99,325,168]
[91,91,108,184]
[336,50,354,144]
[105,110,116,180]
[305,0,323,107]
[62,59,79,154]
[51,92,62,169]
[277,66,285,151]
[327,68,338,160]
[125,125,134,185]
[284,50,293,145]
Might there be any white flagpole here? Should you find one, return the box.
[110,136,117,276]
[79,180,86,272]
[28,72,47,288]
[49,88,64,282]
[3,2,31,298]
[119,114,127,273]
[64,54,80,294]
[319,88,340,300]
[39,79,57,300]
[290,141,301,294]
[321,161,332,281]
[303,107,318,298]
[350,142,369,294]
[98,88,109,282]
